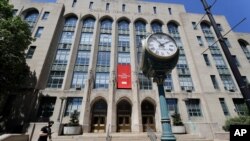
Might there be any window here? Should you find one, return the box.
[239,40,250,61]
[100,19,112,30]
[83,18,95,29]
[221,75,235,91]
[24,10,39,31]
[97,51,110,67]
[203,54,210,66]
[37,97,56,122]
[118,20,129,31]
[233,98,248,116]
[151,22,162,33]
[166,99,178,113]
[139,73,152,90]
[106,3,110,11]
[89,1,93,9]
[217,23,223,31]
[224,38,231,47]
[26,46,36,59]
[213,55,226,67]
[35,27,44,38]
[185,99,202,117]
[47,71,65,88]
[99,34,112,47]
[168,8,172,15]
[64,17,77,27]
[197,36,204,46]
[71,72,87,88]
[95,72,109,88]
[64,97,82,116]
[80,33,93,45]
[219,98,230,116]
[75,51,90,66]
[54,50,70,64]
[60,32,74,44]
[232,55,240,67]
[118,35,129,47]
[153,7,156,14]
[211,75,219,89]
[122,4,125,12]
[42,12,49,20]
[192,22,197,30]
[118,53,130,64]
[179,75,193,91]
[138,5,141,13]
[164,74,173,91]
[72,0,77,7]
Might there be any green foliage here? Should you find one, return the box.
[67,110,80,126]
[0,0,35,113]
[0,0,34,94]
[0,0,13,19]
[171,112,184,126]
[223,116,250,131]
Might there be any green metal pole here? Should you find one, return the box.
[155,76,176,141]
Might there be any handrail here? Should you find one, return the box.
[147,126,157,141]
[106,124,111,141]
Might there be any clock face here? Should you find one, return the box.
[146,33,178,59]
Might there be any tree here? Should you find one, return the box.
[0,0,35,116]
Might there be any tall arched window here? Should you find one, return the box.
[238,40,250,61]
[168,22,194,91]
[135,20,152,90]
[47,16,78,88]
[71,17,95,89]
[118,20,130,49]
[151,21,162,33]
[201,22,236,91]
[24,10,39,31]
[95,18,113,89]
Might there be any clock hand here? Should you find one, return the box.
[152,37,162,45]
[163,41,171,45]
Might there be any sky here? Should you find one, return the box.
[33,0,250,33]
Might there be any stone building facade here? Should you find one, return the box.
[8,0,250,140]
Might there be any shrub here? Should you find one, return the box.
[223,116,250,131]
[171,112,184,126]
[67,110,79,126]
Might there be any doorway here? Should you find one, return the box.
[91,99,107,133]
[117,100,131,132]
[141,100,156,132]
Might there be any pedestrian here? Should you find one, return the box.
[38,121,54,141]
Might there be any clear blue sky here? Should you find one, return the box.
[33,0,250,33]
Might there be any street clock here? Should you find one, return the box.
[141,33,179,79]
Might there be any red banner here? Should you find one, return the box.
[117,64,131,89]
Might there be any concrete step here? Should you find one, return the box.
[52,133,150,141]
[51,133,214,141]
[175,134,213,141]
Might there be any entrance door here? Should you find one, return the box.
[142,115,155,132]
[91,99,107,133]
[141,100,156,132]
[91,115,106,133]
[117,100,131,132]
[117,115,131,132]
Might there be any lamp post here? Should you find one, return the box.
[154,72,176,141]
[140,33,179,141]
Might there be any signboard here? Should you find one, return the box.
[117,64,131,89]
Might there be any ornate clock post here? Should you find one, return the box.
[141,33,179,141]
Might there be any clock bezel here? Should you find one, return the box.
[144,33,178,60]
